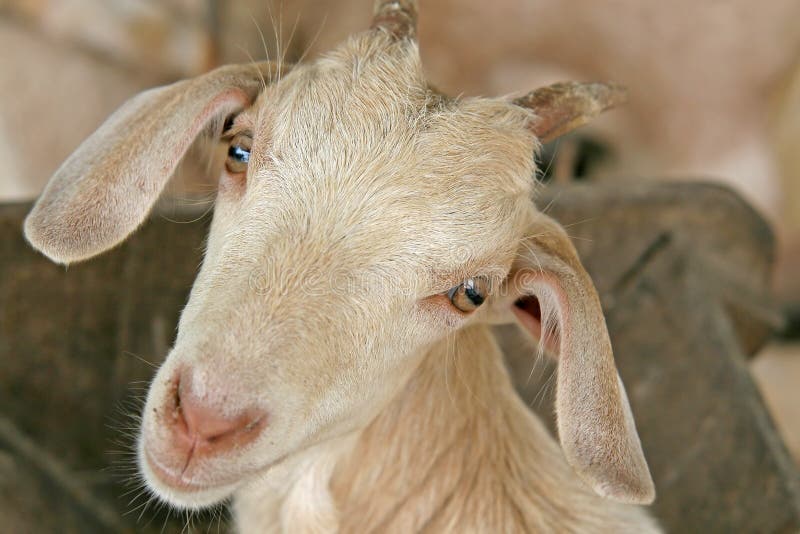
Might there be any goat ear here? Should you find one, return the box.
[513,82,627,143]
[24,62,280,264]
[504,213,655,504]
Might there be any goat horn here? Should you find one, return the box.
[513,82,628,143]
[372,0,418,40]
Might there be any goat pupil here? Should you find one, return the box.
[465,285,484,306]
[229,145,250,163]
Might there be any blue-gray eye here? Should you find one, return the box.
[225,134,252,174]
[448,276,490,313]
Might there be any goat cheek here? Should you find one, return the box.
[219,171,246,196]
[418,294,463,329]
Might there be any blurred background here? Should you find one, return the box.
[1,0,799,531]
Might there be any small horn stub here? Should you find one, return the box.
[513,82,628,143]
[372,0,418,40]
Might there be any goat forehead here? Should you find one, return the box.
[234,124,535,276]
[217,34,538,287]
[248,33,535,190]
[255,44,426,170]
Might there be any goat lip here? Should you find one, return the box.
[141,448,244,509]
[144,449,236,493]
[145,450,203,491]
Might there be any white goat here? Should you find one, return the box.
[24,1,659,531]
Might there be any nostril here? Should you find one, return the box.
[170,368,267,450]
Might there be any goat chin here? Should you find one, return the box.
[138,442,242,510]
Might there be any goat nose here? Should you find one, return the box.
[173,370,266,450]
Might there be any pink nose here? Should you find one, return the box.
[171,369,266,453]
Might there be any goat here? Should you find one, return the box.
[24,1,659,531]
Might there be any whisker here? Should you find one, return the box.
[247,12,271,87]
[296,11,328,65]
[537,138,561,182]
[283,10,302,64]
[122,350,159,370]
[160,202,215,224]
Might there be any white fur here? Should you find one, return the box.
[24,5,659,531]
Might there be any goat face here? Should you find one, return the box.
[144,33,537,507]
[24,1,654,511]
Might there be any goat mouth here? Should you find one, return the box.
[143,448,243,494]
[141,446,294,510]
[144,449,211,491]
[139,448,246,510]
[140,423,290,496]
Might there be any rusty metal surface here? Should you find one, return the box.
[1,182,798,532]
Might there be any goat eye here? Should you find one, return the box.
[225,134,252,175]
[448,277,490,313]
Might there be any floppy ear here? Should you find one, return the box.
[513,81,628,143]
[499,212,655,504]
[24,62,281,264]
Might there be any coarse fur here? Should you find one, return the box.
[24,3,660,532]
[235,327,657,533]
